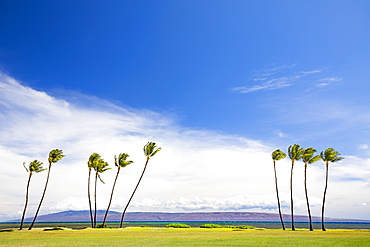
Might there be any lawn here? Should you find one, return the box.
[1,227,370,246]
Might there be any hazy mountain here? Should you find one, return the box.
[7,211,370,223]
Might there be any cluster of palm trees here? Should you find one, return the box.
[20,149,65,230]
[19,142,343,231]
[87,141,161,228]
[272,145,344,231]
[20,142,161,230]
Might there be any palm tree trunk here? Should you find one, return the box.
[120,158,149,228]
[94,172,98,228]
[273,161,285,230]
[20,173,32,230]
[28,163,52,230]
[102,167,121,227]
[304,164,313,231]
[322,163,329,231]
[87,168,94,228]
[290,162,295,231]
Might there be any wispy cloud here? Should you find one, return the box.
[232,64,342,93]
[318,77,343,82]
[232,77,296,93]
[276,131,285,138]
[358,144,369,150]
[315,77,343,88]
[316,82,330,88]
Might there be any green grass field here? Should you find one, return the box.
[1,227,370,246]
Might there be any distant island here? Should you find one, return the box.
[7,211,370,223]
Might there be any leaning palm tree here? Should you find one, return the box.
[93,158,110,228]
[87,153,101,228]
[320,148,344,231]
[272,149,287,230]
[301,148,321,231]
[287,144,304,231]
[120,142,161,228]
[102,153,133,227]
[28,149,65,230]
[20,160,46,230]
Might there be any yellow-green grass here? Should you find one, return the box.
[1,227,370,246]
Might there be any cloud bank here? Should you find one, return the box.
[0,72,369,222]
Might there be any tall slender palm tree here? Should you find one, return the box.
[301,148,321,231]
[20,160,46,230]
[120,142,161,228]
[320,148,344,231]
[287,144,304,231]
[102,153,133,227]
[28,149,64,230]
[87,153,100,228]
[93,158,110,228]
[272,149,287,230]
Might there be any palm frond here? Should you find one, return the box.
[150,147,161,157]
[288,144,304,161]
[23,162,29,173]
[304,147,317,155]
[96,163,110,184]
[321,148,344,163]
[97,173,105,184]
[28,160,46,173]
[144,142,162,158]
[302,148,318,164]
[115,153,134,168]
[48,149,65,163]
[308,155,321,164]
[272,149,287,161]
[95,160,110,172]
[88,153,101,168]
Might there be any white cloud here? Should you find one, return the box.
[258,63,297,73]
[358,144,369,150]
[315,77,343,88]
[301,69,322,75]
[232,65,342,93]
[0,73,273,221]
[232,77,294,93]
[232,64,299,93]
[318,77,343,82]
[316,82,330,88]
[0,72,369,222]
[276,131,285,138]
[49,193,322,213]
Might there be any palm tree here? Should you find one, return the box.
[87,153,101,228]
[287,144,304,231]
[93,157,110,228]
[272,149,287,230]
[301,148,321,231]
[120,142,161,228]
[320,148,344,231]
[102,153,133,227]
[28,149,64,230]
[20,160,46,230]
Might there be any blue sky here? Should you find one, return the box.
[0,1,369,221]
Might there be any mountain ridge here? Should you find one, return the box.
[6,210,370,223]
